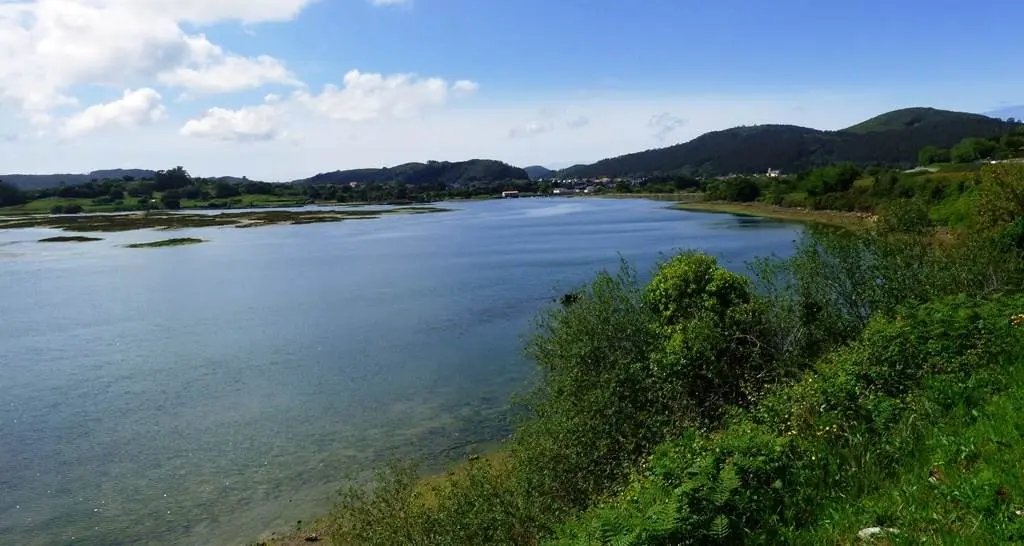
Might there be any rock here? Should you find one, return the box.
[468,454,481,461]
[304,534,320,542]
[858,527,897,540]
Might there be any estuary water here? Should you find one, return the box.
[0,198,803,545]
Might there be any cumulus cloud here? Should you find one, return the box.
[452,80,479,95]
[649,112,687,141]
[180,103,285,142]
[293,70,474,121]
[0,0,312,116]
[61,88,166,137]
[159,36,300,95]
[180,70,476,141]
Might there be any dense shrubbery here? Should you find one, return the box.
[313,164,1024,546]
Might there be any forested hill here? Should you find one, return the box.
[299,159,529,186]
[559,107,1018,178]
[2,169,157,190]
[524,165,555,180]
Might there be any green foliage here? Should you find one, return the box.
[707,177,760,202]
[976,162,1024,229]
[0,180,26,207]
[553,294,1024,545]
[918,145,950,165]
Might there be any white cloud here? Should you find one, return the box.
[649,112,687,141]
[180,103,285,142]
[293,70,473,121]
[159,36,300,95]
[0,0,313,117]
[61,88,166,137]
[509,120,554,139]
[452,80,479,95]
[179,70,478,141]
[368,0,411,6]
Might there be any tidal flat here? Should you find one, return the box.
[0,206,451,233]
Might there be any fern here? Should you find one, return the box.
[710,515,730,539]
[713,463,740,505]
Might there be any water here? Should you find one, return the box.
[0,198,803,545]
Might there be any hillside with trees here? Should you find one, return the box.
[559,108,1019,179]
[300,159,529,187]
[1,169,158,191]
[524,165,555,180]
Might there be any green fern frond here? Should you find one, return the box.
[710,514,730,539]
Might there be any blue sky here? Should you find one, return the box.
[2,0,1022,179]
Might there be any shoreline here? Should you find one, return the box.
[251,449,509,545]
[672,201,873,228]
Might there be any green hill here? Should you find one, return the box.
[843,106,997,134]
[524,165,555,180]
[300,159,529,186]
[559,107,1016,179]
[1,169,157,190]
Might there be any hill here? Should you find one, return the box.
[842,106,997,134]
[559,107,1016,179]
[299,159,529,186]
[1,169,157,190]
[523,165,555,180]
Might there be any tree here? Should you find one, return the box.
[918,146,950,165]
[160,189,182,210]
[213,181,241,199]
[153,166,191,191]
[0,180,26,207]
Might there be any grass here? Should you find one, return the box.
[792,362,1024,544]
[672,200,872,228]
[251,450,511,546]
[38,235,103,243]
[126,237,205,248]
[0,206,452,233]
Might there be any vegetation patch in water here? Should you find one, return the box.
[38,235,103,243]
[126,237,205,248]
[0,206,452,233]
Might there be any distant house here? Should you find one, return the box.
[502,190,520,198]
[766,169,781,178]
[583,186,598,194]
[552,188,568,195]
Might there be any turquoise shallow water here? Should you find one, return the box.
[0,198,802,545]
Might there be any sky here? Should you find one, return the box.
[1,0,1023,180]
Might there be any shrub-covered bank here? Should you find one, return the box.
[294,164,1024,545]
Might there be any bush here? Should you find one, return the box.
[553,294,1024,545]
[51,203,84,214]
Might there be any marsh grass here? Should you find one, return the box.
[0,206,451,233]
[126,238,205,248]
[38,235,103,243]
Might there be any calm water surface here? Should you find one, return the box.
[0,198,802,545]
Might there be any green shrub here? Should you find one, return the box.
[552,294,1024,545]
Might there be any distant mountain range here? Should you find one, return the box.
[3,107,1018,191]
[558,107,1017,179]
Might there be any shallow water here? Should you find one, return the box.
[0,198,802,545]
